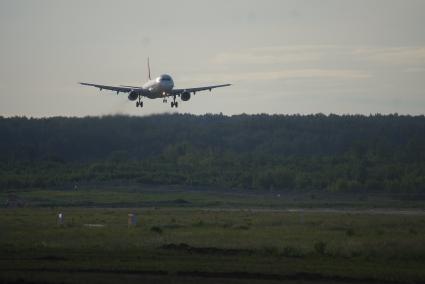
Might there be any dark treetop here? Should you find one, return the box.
[1,113,424,193]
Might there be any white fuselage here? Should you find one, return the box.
[142,74,174,99]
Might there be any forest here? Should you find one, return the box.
[1,113,425,194]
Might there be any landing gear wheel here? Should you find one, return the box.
[136,102,139,107]
[171,95,178,108]
[140,101,143,108]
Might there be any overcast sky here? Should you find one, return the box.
[1,0,424,117]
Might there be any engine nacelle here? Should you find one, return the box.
[128,91,139,101]
[181,92,191,101]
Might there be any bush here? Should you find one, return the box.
[262,246,279,256]
[314,241,327,255]
[232,224,250,230]
[150,226,163,234]
[192,220,204,227]
[346,228,355,236]
[281,246,304,258]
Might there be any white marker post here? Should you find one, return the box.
[128,213,137,227]
[58,212,64,226]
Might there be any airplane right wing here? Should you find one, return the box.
[171,84,231,96]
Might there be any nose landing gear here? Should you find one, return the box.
[136,96,143,108]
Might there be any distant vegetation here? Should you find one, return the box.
[1,114,425,193]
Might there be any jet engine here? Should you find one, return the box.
[128,91,139,101]
[181,91,191,101]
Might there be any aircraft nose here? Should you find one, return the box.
[162,80,174,90]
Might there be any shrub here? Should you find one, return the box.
[150,226,163,234]
[409,228,418,235]
[314,241,327,255]
[281,246,304,258]
[346,228,355,236]
[192,220,204,227]
[262,246,279,256]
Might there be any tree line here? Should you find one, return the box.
[1,113,424,193]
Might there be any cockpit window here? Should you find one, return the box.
[160,75,172,81]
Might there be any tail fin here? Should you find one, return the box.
[147,57,151,80]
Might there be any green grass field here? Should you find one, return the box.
[1,184,424,209]
[1,204,425,283]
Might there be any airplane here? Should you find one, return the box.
[79,58,231,108]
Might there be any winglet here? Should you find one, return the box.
[147,57,151,80]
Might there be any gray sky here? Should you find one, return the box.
[1,0,424,117]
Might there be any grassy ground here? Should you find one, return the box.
[1,184,424,209]
[1,206,425,283]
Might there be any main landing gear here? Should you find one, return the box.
[136,96,143,108]
[171,95,178,108]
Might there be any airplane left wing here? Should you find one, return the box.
[79,82,135,93]
[171,84,231,96]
